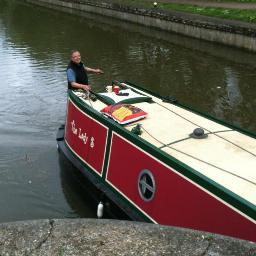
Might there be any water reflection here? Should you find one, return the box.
[224,67,242,108]
[58,152,127,220]
[58,152,96,219]
[0,0,255,222]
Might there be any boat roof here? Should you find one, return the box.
[72,83,256,208]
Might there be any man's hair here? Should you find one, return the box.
[71,49,80,57]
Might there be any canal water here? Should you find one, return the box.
[0,0,255,222]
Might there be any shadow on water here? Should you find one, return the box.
[58,151,129,220]
[58,152,97,219]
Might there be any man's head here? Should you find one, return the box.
[71,50,81,64]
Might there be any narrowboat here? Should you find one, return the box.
[56,81,256,242]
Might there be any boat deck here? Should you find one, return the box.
[73,84,256,209]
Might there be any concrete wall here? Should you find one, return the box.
[0,219,255,255]
[25,0,256,51]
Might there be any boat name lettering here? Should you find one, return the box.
[71,120,78,135]
[90,137,95,148]
[71,120,95,146]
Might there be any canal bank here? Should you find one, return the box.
[23,0,256,52]
[1,219,255,255]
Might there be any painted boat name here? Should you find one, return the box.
[71,120,95,148]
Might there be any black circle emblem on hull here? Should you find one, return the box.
[138,170,156,202]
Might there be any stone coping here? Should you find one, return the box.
[60,0,256,36]
[24,0,256,51]
[0,219,255,255]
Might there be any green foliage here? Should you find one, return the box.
[112,0,256,23]
[159,3,256,23]
[213,0,256,2]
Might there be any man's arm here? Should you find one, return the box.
[85,67,104,74]
[67,68,91,91]
[70,82,91,91]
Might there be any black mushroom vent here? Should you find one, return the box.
[189,128,208,139]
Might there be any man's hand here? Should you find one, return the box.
[95,69,104,74]
[81,84,91,91]
[86,67,104,74]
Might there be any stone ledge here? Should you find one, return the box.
[60,0,256,37]
[24,0,256,51]
[0,219,255,255]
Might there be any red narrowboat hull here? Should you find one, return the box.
[58,88,256,243]
[65,98,108,176]
[106,133,255,242]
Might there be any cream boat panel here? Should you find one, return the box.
[126,102,199,147]
[217,131,256,155]
[122,82,231,133]
[159,101,231,133]
[138,99,229,134]
[75,92,107,112]
[162,133,256,205]
[125,100,233,149]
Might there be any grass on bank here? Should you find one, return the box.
[202,0,256,2]
[160,3,256,23]
[207,0,256,2]
[115,0,256,23]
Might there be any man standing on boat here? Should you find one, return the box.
[67,50,103,91]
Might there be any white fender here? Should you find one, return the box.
[97,202,104,218]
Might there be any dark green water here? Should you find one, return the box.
[0,0,255,222]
